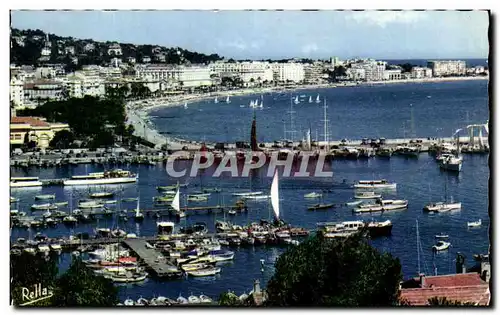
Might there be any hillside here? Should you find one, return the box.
[10,28,223,67]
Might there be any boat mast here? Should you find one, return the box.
[287,95,297,143]
[416,220,420,275]
[322,98,329,152]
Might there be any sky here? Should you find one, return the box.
[10,10,489,60]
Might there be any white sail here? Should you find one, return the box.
[226,96,230,103]
[250,100,255,107]
[184,102,188,109]
[294,96,299,104]
[316,94,320,103]
[171,189,180,212]
[214,97,218,104]
[484,122,489,134]
[136,197,140,215]
[309,96,312,103]
[270,171,280,220]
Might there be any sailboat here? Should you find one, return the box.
[423,178,461,213]
[172,188,185,219]
[134,197,144,222]
[308,96,313,103]
[270,170,280,223]
[440,130,463,172]
[249,100,256,108]
[214,97,218,104]
[226,96,230,104]
[184,102,188,109]
[293,96,299,105]
[315,94,320,104]
[259,95,263,108]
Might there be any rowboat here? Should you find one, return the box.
[307,203,335,210]
[31,203,57,211]
[345,200,363,206]
[467,219,482,228]
[35,194,55,200]
[54,201,69,207]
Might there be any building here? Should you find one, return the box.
[35,67,57,79]
[178,66,212,88]
[127,57,137,64]
[10,116,69,148]
[10,78,24,108]
[400,273,490,306]
[427,60,466,77]
[65,75,106,98]
[383,69,402,81]
[350,60,387,81]
[411,67,433,79]
[304,62,327,84]
[209,61,274,85]
[272,63,305,83]
[64,46,76,55]
[83,43,95,52]
[346,68,366,81]
[142,56,151,63]
[107,43,123,56]
[136,64,212,89]
[23,80,64,103]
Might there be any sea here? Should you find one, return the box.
[10,79,490,302]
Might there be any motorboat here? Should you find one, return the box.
[366,220,393,237]
[10,196,19,203]
[228,210,236,215]
[354,179,397,190]
[187,267,221,277]
[467,219,482,228]
[199,295,213,303]
[63,169,137,186]
[304,192,322,198]
[377,199,409,210]
[187,195,208,202]
[188,295,201,304]
[123,298,134,306]
[23,247,37,255]
[54,201,69,207]
[353,203,383,213]
[157,185,177,191]
[232,191,263,197]
[10,177,43,188]
[108,271,147,283]
[62,215,78,225]
[89,192,114,198]
[307,203,334,210]
[136,297,149,305]
[177,295,188,304]
[242,194,271,200]
[157,221,175,235]
[317,221,365,238]
[432,241,451,252]
[345,200,363,206]
[215,221,232,233]
[122,197,139,202]
[439,155,463,172]
[35,194,55,200]
[37,243,51,255]
[424,202,461,213]
[354,191,381,199]
[435,233,449,239]
[208,249,234,262]
[181,263,210,272]
[31,203,57,211]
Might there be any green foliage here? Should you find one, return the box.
[49,130,75,149]
[18,96,128,148]
[427,296,476,306]
[265,233,403,306]
[398,63,416,73]
[51,257,119,306]
[219,292,242,306]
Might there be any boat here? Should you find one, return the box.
[345,200,363,206]
[307,203,334,210]
[104,200,117,204]
[232,191,263,197]
[308,96,313,103]
[157,185,178,191]
[199,295,213,303]
[216,221,232,233]
[188,296,201,304]
[10,196,19,203]
[318,221,365,238]
[353,203,383,213]
[435,233,449,239]
[50,243,62,253]
[136,297,149,305]
[122,197,139,202]
[304,192,322,198]
[123,298,134,306]
[367,220,393,237]
[177,295,188,304]
[154,196,174,203]
[208,249,234,262]
[181,263,210,272]
[63,169,137,186]
[354,191,382,199]
[432,241,451,252]
[89,192,114,198]
[184,102,188,109]
[134,198,144,222]
[23,247,37,255]
[228,210,236,215]
[377,199,409,210]
[315,94,320,103]
[35,194,55,200]
[424,202,462,213]
[214,96,219,104]
[473,254,489,262]
[187,267,221,277]
[10,177,43,188]
[226,96,230,104]
[62,215,78,225]
[467,219,482,227]
[203,188,221,193]
[37,243,51,255]
[54,201,69,207]
[241,194,270,200]
[439,136,463,172]
[31,203,57,211]
[354,180,397,190]
[108,271,147,283]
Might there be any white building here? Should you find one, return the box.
[64,46,76,55]
[23,80,64,103]
[346,68,366,81]
[41,46,51,57]
[65,75,106,98]
[383,69,402,81]
[127,57,136,64]
[350,60,386,81]
[272,63,305,83]
[83,43,95,52]
[35,67,57,79]
[107,43,123,56]
[304,62,327,84]
[209,61,274,84]
[427,60,466,76]
[142,56,151,63]
[411,67,433,79]
[10,78,24,108]
[136,64,212,89]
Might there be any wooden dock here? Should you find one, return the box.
[122,238,182,278]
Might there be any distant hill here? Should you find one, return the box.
[10,28,224,67]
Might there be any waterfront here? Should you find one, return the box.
[10,80,490,303]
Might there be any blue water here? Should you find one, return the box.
[10,80,490,302]
[150,80,489,143]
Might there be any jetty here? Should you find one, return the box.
[122,238,181,278]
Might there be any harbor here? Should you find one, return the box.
[10,79,490,303]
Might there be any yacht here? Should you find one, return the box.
[377,198,409,210]
[439,155,463,172]
[467,219,482,228]
[63,169,137,186]
[432,241,451,252]
[354,191,381,199]
[354,179,397,190]
[10,177,43,188]
[318,221,365,238]
[424,202,461,213]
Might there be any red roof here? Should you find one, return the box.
[400,273,490,306]
[11,116,50,127]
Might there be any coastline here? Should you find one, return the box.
[125,75,488,148]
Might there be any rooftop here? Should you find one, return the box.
[11,116,50,127]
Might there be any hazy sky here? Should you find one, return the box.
[10,10,489,60]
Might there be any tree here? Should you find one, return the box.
[265,233,402,306]
[397,63,415,73]
[49,130,75,149]
[51,257,119,306]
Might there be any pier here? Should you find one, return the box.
[122,238,181,278]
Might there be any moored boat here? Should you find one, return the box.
[10,177,43,188]
[354,179,397,190]
[467,219,482,227]
[187,267,221,277]
[63,169,137,186]
[354,191,381,199]
[35,194,55,200]
[432,241,451,252]
[304,192,322,198]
